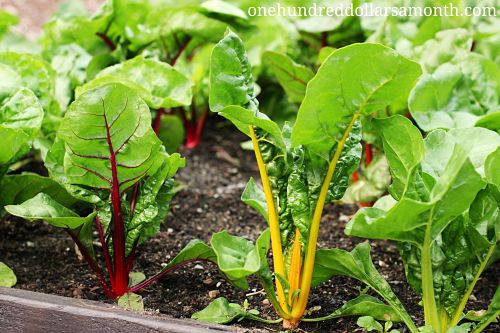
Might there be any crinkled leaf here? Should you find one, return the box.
[209,29,285,151]
[409,54,500,132]
[41,15,110,58]
[0,52,60,133]
[209,29,257,113]
[0,262,16,287]
[0,88,43,164]
[5,193,96,229]
[77,56,192,109]
[346,127,498,245]
[125,152,184,255]
[51,44,92,109]
[200,0,248,20]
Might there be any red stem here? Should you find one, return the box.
[184,109,207,149]
[365,143,372,166]
[96,217,114,287]
[67,230,115,299]
[103,108,127,296]
[152,108,165,134]
[351,171,359,182]
[128,258,213,293]
[321,31,328,47]
[170,36,191,66]
[96,32,116,51]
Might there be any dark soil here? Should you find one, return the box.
[0,118,498,333]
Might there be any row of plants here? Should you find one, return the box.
[0,0,499,332]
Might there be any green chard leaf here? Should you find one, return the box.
[409,53,500,132]
[5,193,96,229]
[0,261,16,287]
[241,177,268,221]
[0,52,61,134]
[125,151,184,255]
[0,88,43,165]
[56,83,163,193]
[210,230,266,290]
[77,56,192,109]
[291,43,422,161]
[262,51,314,103]
[192,297,247,324]
[0,172,77,208]
[311,242,416,331]
[303,294,401,323]
[357,316,384,332]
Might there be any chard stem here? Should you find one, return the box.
[96,217,114,286]
[288,229,302,307]
[103,105,127,296]
[450,244,496,327]
[292,113,360,319]
[421,207,440,331]
[248,125,288,315]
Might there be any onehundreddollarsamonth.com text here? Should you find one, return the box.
[247,3,497,17]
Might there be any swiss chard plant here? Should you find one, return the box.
[193,30,422,329]
[5,83,215,300]
[343,115,500,333]
[0,87,44,289]
[0,57,45,286]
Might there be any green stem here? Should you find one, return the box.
[421,207,440,331]
[450,244,496,327]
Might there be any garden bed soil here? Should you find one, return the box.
[0,119,499,333]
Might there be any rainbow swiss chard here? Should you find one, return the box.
[193,30,421,329]
[5,83,215,300]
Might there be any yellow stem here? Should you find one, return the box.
[248,125,288,314]
[288,229,302,306]
[291,113,360,319]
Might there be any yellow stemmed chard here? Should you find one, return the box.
[192,29,421,330]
